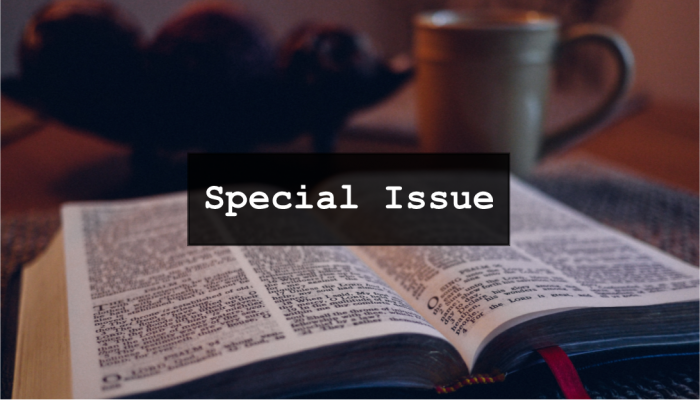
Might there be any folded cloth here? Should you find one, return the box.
[1,211,61,279]
[529,158,699,266]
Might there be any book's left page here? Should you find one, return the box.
[62,193,449,398]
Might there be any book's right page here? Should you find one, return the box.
[352,177,699,371]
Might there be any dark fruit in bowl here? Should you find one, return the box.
[18,0,146,141]
[279,23,413,151]
[146,2,284,152]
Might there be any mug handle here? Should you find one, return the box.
[539,24,635,159]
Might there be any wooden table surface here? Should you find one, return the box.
[1,94,698,216]
[552,102,699,194]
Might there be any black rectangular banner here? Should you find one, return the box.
[188,154,509,245]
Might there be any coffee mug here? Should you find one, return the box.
[414,9,634,176]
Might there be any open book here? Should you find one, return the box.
[13,178,699,398]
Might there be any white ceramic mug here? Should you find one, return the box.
[414,9,634,176]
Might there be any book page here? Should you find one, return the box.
[313,171,509,245]
[352,177,699,370]
[62,193,447,398]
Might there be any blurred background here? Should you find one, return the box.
[3,0,698,106]
[1,0,698,207]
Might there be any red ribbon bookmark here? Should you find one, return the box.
[537,346,591,399]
